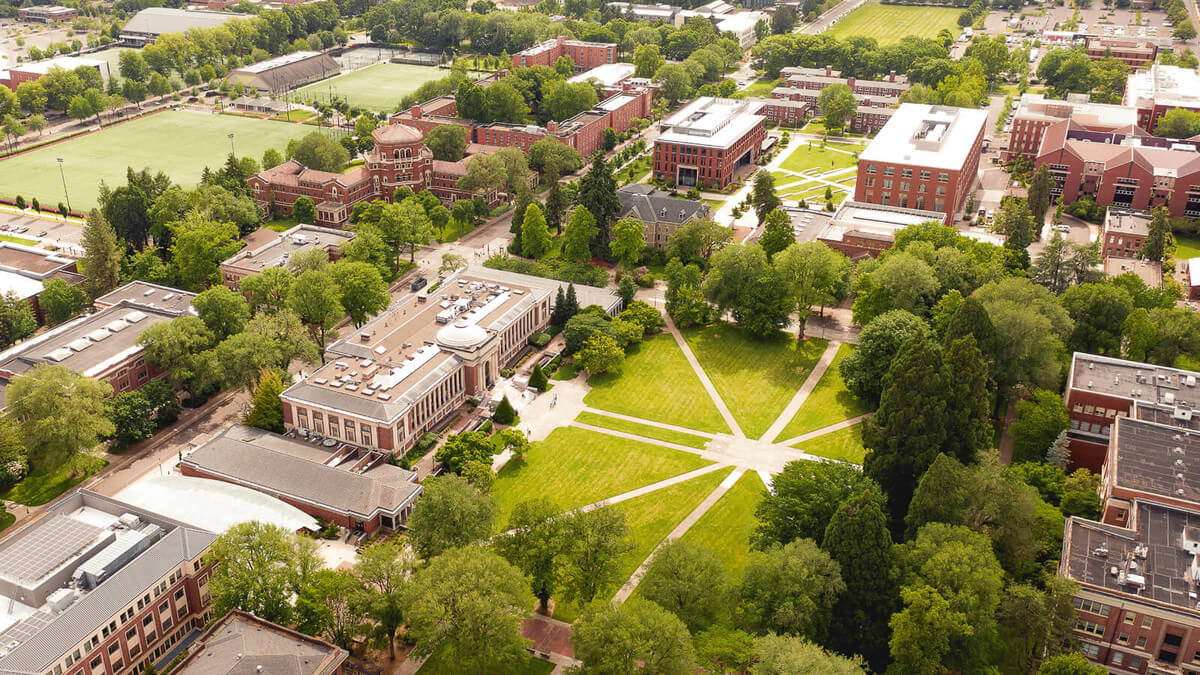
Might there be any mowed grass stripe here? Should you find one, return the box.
[679,470,766,578]
[774,342,869,442]
[826,1,962,45]
[794,423,867,464]
[575,411,711,449]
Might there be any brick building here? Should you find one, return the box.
[1101,208,1150,259]
[0,490,216,675]
[816,200,955,259]
[778,65,909,99]
[248,124,494,227]
[1086,37,1158,67]
[0,241,84,325]
[653,97,767,189]
[174,610,347,674]
[220,223,354,289]
[1124,64,1200,133]
[1007,92,1141,160]
[1033,121,1200,218]
[0,55,111,91]
[513,36,616,71]
[279,267,619,457]
[854,103,986,218]
[616,184,713,248]
[18,5,77,22]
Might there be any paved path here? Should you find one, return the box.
[571,423,706,455]
[573,464,733,513]
[664,315,744,438]
[775,414,870,450]
[612,467,746,603]
[579,407,719,439]
[762,340,840,444]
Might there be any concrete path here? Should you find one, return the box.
[612,468,746,603]
[664,315,745,438]
[774,414,870,449]
[579,407,718,439]
[763,340,841,444]
[574,463,733,513]
[571,423,706,455]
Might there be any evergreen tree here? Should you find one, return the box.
[577,152,620,258]
[563,284,580,323]
[520,204,552,259]
[1027,165,1051,227]
[862,333,949,533]
[941,335,992,464]
[528,363,548,391]
[1046,429,1072,470]
[750,171,781,224]
[1141,205,1171,262]
[80,209,121,299]
[551,286,567,326]
[545,168,568,234]
[822,490,896,672]
[244,369,285,433]
[493,395,516,425]
[509,186,535,256]
[943,296,1000,385]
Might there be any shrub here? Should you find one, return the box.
[529,331,552,348]
[636,273,655,288]
[493,395,517,425]
[477,419,494,434]
[415,431,439,453]
[500,367,516,378]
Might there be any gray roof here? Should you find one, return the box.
[618,184,713,225]
[121,8,238,38]
[229,52,340,92]
[181,426,422,519]
[0,525,214,674]
[465,265,622,314]
[174,610,346,675]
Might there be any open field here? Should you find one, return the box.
[574,411,711,449]
[88,47,132,82]
[291,62,460,111]
[733,78,778,99]
[0,111,315,209]
[2,456,107,506]
[490,426,712,528]
[683,325,828,440]
[794,423,867,464]
[826,1,963,45]
[679,471,766,577]
[774,343,868,442]
[1175,234,1200,261]
[585,335,729,434]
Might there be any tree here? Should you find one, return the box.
[545,171,569,233]
[425,124,469,161]
[1062,468,1102,519]
[862,333,948,531]
[774,241,848,338]
[208,521,304,624]
[633,43,665,78]
[573,598,696,675]
[543,80,598,124]
[39,278,89,327]
[292,196,315,223]
[694,627,756,674]
[995,196,1037,254]
[482,79,529,123]
[888,585,972,675]
[610,217,645,267]
[1028,165,1052,226]
[1062,282,1133,354]
[104,391,156,448]
[667,218,732,265]
[1011,389,1070,463]
[753,460,883,548]
[654,63,694,104]
[435,431,497,475]
[941,335,992,464]
[758,210,794,260]
[972,277,1073,396]
[1142,205,1171,262]
[495,497,564,611]
[520,203,552,259]
[287,132,350,172]
[736,538,844,641]
[1039,654,1107,674]
[560,505,632,604]
[408,475,496,560]
[578,152,621,255]
[493,395,517,424]
[817,83,856,131]
[0,292,35,349]
[169,214,241,291]
[839,309,932,405]
[576,332,624,375]
[355,543,415,659]
[240,267,294,314]
[1155,107,1200,138]
[821,490,895,672]
[403,547,533,672]
[563,205,598,262]
[7,365,113,470]
[750,172,782,225]
[244,369,285,433]
[382,197,435,264]
[287,270,343,358]
[752,635,866,675]
[137,316,215,395]
[193,285,250,340]
[329,260,389,327]
[641,539,728,632]
[79,210,121,298]
[295,569,368,648]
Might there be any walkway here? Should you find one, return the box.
[664,315,745,438]
[763,340,840,443]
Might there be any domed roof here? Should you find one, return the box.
[437,320,489,349]
[373,123,424,145]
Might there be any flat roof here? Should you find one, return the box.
[1105,208,1152,237]
[0,272,43,301]
[223,223,354,273]
[1125,64,1200,111]
[0,242,75,277]
[656,97,765,150]
[114,475,317,534]
[14,56,105,75]
[1105,256,1161,287]
[569,62,635,88]
[93,281,196,314]
[1015,92,1138,129]
[1112,415,1200,503]
[858,103,987,171]
[819,200,948,242]
[1070,352,1200,408]
[121,7,238,37]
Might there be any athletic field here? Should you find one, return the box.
[0,111,316,209]
[826,2,963,45]
[291,62,456,112]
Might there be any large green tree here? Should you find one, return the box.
[559,505,632,604]
[495,497,564,611]
[79,210,122,299]
[287,269,344,359]
[752,634,866,675]
[329,260,390,327]
[735,538,844,641]
[839,309,932,405]
[640,539,728,632]
[407,475,497,559]
[574,598,696,674]
[208,521,309,625]
[8,364,114,469]
[193,284,251,340]
[753,459,883,548]
[577,152,621,257]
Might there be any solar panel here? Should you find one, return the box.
[0,516,105,585]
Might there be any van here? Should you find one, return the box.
[411,276,428,292]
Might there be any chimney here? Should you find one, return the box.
[547,121,559,133]
[411,105,422,119]
[889,70,896,82]
[825,65,832,76]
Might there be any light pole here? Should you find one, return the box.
[56,158,70,214]
[228,133,235,157]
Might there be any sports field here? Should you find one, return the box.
[0,111,316,209]
[826,2,962,45]
[291,62,457,112]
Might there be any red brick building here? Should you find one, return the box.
[653,97,767,189]
[1086,37,1158,68]
[247,123,494,227]
[1101,208,1151,259]
[762,87,897,133]
[1007,92,1141,160]
[514,36,616,71]
[778,65,909,99]
[854,103,986,217]
[175,611,348,674]
[1124,64,1200,133]
[18,5,76,21]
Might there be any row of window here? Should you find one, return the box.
[865,165,950,182]
[861,177,948,195]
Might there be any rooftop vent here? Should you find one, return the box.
[125,310,147,323]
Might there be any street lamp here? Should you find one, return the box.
[228,133,235,157]
[56,158,70,214]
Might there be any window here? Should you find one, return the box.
[108,642,121,655]
[1075,598,1111,617]
[902,168,912,178]
[1119,632,1129,644]
[125,627,137,641]
[1129,657,1143,668]
[884,167,895,176]
[1142,616,1153,629]
[174,589,184,601]
[920,170,931,180]
[938,172,949,182]
[143,615,154,627]
[1124,613,1135,624]
[1113,652,1124,665]
[882,179,893,190]
[1082,643,1100,658]
[90,656,103,671]
[1137,636,1147,649]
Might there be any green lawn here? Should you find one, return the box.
[0,111,315,209]
[2,456,107,506]
[585,335,729,434]
[679,471,766,578]
[794,424,867,464]
[0,510,13,533]
[418,650,554,675]
[88,47,132,83]
[778,142,861,174]
[733,78,778,99]
[774,343,869,443]
[702,198,725,211]
[491,427,712,528]
[291,62,469,112]
[0,234,38,246]
[552,361,579,381]
[1175,234,1200,261]
[826,1,963,45]
[575,411,710,449]
[682,325,828,440]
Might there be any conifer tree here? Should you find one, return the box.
[941,335,993,464]
[493,395,516,425]
[528,363,548,391]
[244,369,285,433]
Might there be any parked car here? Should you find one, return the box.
[411,276,428,292]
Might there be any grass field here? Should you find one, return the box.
[683,324,828,439]
[2,456,107,506]
[679,471,766,578]
[490,427,712,528]
[826,1,963,45]
[774,343,868,442]
[574,411,711,449]
[89,47,132,83]
[1175,234,1200,261]
[291,62,458,112]
[779,141,861,174]
[585,335,729,434]
[733,78,778,99]
[0,111,315,209]
[795,424,867,464]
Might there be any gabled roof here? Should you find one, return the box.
[617,184,712,225]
